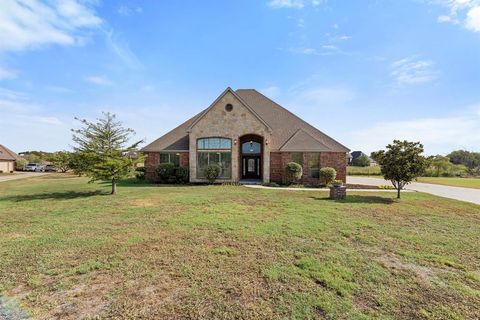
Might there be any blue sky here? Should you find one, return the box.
[0,0,479,155]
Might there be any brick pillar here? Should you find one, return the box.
[145,152,159,182]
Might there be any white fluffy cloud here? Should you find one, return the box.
[391,57,437,85]
[434,0,480,32]
[0,0,102,52]
[466,5,480,31]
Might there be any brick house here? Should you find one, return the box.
[141,87,349,184]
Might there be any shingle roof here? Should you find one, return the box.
[235,89,349,152]
[141,88,349,153]
[0,144,19,161]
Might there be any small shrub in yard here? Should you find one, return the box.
[15,159,27,171]
[286,162,302,184]
[156,163,175,182]
[175,166,189,183]
[319,167,337,186]
[135,167,145,180]
[204,164,221,183]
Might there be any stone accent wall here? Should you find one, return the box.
[144,152,189,182]
[189,91,271,183]
[270,151,347,184]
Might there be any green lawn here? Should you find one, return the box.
[416,177,480,189]
[0,175,479,319]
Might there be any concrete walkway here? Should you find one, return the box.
[0,172,48,183]
[348,176,480,205]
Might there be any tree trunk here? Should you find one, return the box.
[111,178,117,195]
[397,186,401,199]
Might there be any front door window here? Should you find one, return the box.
[242,156,261,179]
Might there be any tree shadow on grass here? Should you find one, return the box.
[310,195,395,204]
[0,190,106,202]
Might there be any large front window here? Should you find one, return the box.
[308,153,320,178]
[197,137,232,179]
[159,152,180,166]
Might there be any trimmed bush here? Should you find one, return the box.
[135,167,145,180]
[319,167,337,186]
[175,166,189,183]
[204,165,221,183]
[286,162,303,184]
[156,163,175,182]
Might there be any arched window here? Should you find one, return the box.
[197,137,232,179]
[242,141,261,154]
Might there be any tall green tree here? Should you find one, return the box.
[48,151,71,172]
[72,112,144,194]
[352,154,371,167]
[372,140,430,199]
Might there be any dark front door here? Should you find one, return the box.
[242,156,261,179]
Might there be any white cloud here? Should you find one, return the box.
[0,0,102,52]
[84,75,113,86]
[466,6,480,31]
[117,5,143,16]
[267,0,322,9]
[391,57,437,85]
[433,0,480,32]
[268,0,304,9]
[0,87,68,151]
[0,66,18,80]
[349,106,480,155]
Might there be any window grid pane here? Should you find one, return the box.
[308,153,320,178]
[291,152,303,165]
[197,138,231,150]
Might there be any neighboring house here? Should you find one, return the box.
[141,87,350,184]
[0,144,20,172]
[349,151,376,166]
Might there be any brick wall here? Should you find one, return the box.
[145,152,159,182]
[144,152,189,182]
[320,152,347,183]
[270,151,346,184]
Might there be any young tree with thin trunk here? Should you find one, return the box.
[71,112,144,195]
[372,140,430,199]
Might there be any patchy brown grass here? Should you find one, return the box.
[0,175,479,319]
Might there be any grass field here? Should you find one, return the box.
[347,166,382,176]
[0,175,479,319]
[415,177,480,189]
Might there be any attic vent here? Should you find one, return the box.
[225,104,233,112]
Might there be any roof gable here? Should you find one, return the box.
[187,87,272,132]
[279,129,331,152]
[235,89,349,152]
[0,144,19,161]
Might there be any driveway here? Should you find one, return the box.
[0,172,48,183]
[348,176,480,205]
